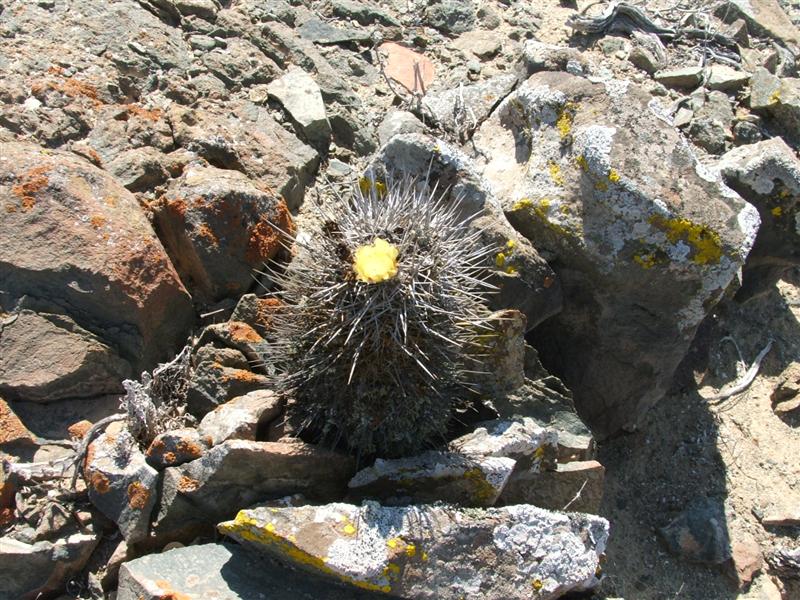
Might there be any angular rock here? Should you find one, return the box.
[424,0,476,35]
[500,460,605,515]
[452,30,503,60]
[451,417,559,472]
[471,309,527,394]
[298,17,371,45]
[0,397,34,448]
[473,71,759,438]
[715,0,800,47]
[268,67,331,148]
[348,451,515,507]
[196,320,271,363]
[84,427,160,544]
[117,542,379,600]
[523,40,588,74]
[198,389,283,446]
[370,134,562,331]
[687,90,734,154]
[327,0,401,27]
[377,110,424,146]
[170,101,319,209]
[145,427,210,469]
[719,137,800,300]
[0,309,130,402]
[749,68,800,142]
[707,65,751,92]
[153,439,355,542]
[0,533,99,600]
[727,535,763,589]
[220,501,609,599]
[0,142,194,372]
[424,73,517,138]
[378,42,435,95]
[230,294,283,337]
[654,66,704,88]
[658,497,731,564]
[766,546,800,579]
[106,146,170,192]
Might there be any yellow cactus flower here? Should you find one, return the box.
[353,238,399,283]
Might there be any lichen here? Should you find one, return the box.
[548,161,565,186]
[556,102,577,139]
[649,215,723,265]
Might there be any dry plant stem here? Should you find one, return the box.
[706,339,774,403]
[562,478,589,511]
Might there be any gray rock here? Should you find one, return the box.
[154,165,293,303]
[327,0,401,27]
[200,38,280,88]
[659,497,731,564]
[195,320,270,364]
[370,134,562,331]
[687,90,735,154]
[85,426,160,544]
[654,66,704,88]
[220,501,609,600]
[766,546,800,579]
[748,68,800,143]
[500,460,605,514]
[298,17,371,45]
[471,309,527,395]
[706,65,751,92]
[328,105,379,155]
[423,73,517,139]
[198,389,283,446]
[377,110,424,146]
[0,309,130,402]
[268,67,331,149]
[452,30,503,60]
[117,542,380,600]
[733,120,763,144]
[170,100,319,209]
[0,533,99,600]
[152,439,355,543]
[230,294,282,338]
[424,0,476,35]
[715,0,800,47]
[0,142,194,373]
[348,451,515,507]
[522,40,588,74]
[145,427,210,469]
[473,71,759,438]
[719,137,800,300]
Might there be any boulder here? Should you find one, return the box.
[718,137,800,300]
[749,68,800,142]
[198,389,283,446]
[473,71,759,438]
[0,142,194,374]
[220,501,609,599]
[347,451,515,507]
[145,427,210,469]
[715,0,800,47]
[154,165,293,303]
[500,460,606,514]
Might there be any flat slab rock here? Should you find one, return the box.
[117,542,381,600]
[219,501,609,600]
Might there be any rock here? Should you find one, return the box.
[718,137,800,300]
[370,134,562,332]
[200,38,281,89]
[727,534,763,589]
[198,389,282,446]
[267,67,331,149]
[452,30,503,60]
[424,0,476,35]
[378,42,435,95]
[153,439,355,543]
[451,417,559,472]
[687,90,734,154]
[0,309,130,402]
[715,0,800,48]
[658,497,731,564]
[230,294,283,337]
[196,320,270,363]
[327,0,401,27]
[654,66,704,88]
[707,65,751,92]
[500,460,605,515]
[154,165,293,303]
[170,101,319,209]
[145,427,210,469]
[0,533,99,600]
[749,68,800,142]
[106,146,170,192]
[0,142,194,373]
[423,73,517,138]
[764,44,797,77]
[0,397,34,448]
[10,394,121,441]
[377,110,424,146]
[84,427,160,544]
[522,40,588,74]
[473,70,759,438]
[298,17,371,45]
[726,18,751,47]
[117,542,379,600]
[220,501,609,599]
[766,546,800,579]
[185,344,269,418]
[347,451,515,507]
[760,507,800,526]
[471,309,527,394]
[734,120,763,144]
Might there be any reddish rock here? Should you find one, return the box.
[0,398,34,446]
[145,428,211,470]
[0,142,194,373]
[378,42,435,94]
[68,420,93,441]
[727,535,763,589]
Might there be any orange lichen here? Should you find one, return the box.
[154,580,192,600]
[162,451,177,464]
[89,471,111,494]
[127,481,150,510]
[175,439,204,458]
[11,165,50,211]
[90,215,107,229]
[67,420,92,441]
[177,476,200,493]
[196,223,218,246]
[0,400,33,445]
[221,369,262,383]
[246,199,294,263]
[228,322,262,343]
[125,104,163,121]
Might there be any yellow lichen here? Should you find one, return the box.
[575,154,589,172]
[769,88,781,104]
[532,579,543,591]
[608,169,621,183]
[405,543,416,558]
[353,238,399,283]
[343,523,357,536]
[512,198,534,211]
[594,180,608,192]
[548,161,565,186]
[556,102,577,139]
[462,467,498,504]
[633,252,657,269]
[649,215,723,265]
[772,206,783,217]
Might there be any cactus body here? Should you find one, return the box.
[265,178,494,457]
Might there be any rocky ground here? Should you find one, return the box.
[1,0,800,598]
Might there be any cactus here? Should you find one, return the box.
[263,176,495,457]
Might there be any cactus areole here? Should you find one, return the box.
[263,175,495,457]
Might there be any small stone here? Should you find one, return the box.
[188,34,217,51]
[733,120,763,144]
[727,535,763,589]
[145,428,210,470]
[298,17,370,45]
[378,42,435,95]
[658,498,731,564]
[452,30,502,60]
[760,507,800,527]
[220,501,609,599]
[348,451,515,507]
[197,390,283,446]
[328,0,401,27]
[725,18,750,47]
[597,36,627,56]
[377,110,424,146]
[674,107,694,128]
[654,66,704,88]
[707,65,751,92]
[67,420,93,441]
[500,460,605,514]
[0,397,34,447]
[714,0,800,48]
[523,40,587,74]
[327,159,353,179]
[267,67,331,149]
[424,0,476,35]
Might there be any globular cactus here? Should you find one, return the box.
[263,176,495,457]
